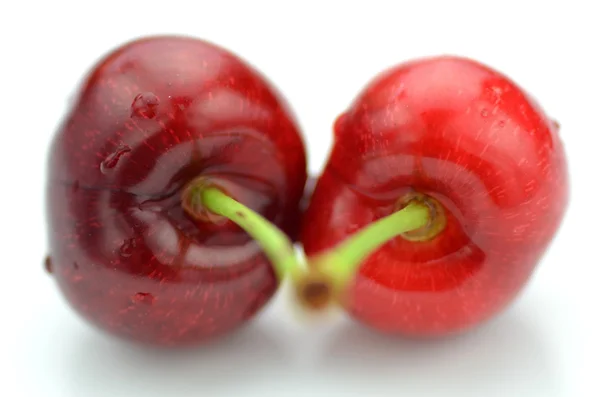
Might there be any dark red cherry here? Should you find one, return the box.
[46,36,307,345]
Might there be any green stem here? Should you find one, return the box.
[184,179,438,313]
[308,201,431,295]
[198,186,300,281]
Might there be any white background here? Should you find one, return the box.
[1,1,598,396]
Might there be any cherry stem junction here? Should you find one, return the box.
[192,184,435,311]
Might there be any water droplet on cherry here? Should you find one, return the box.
[131,92,159,119]
[132,292,155,305]
[119,238,136,257]
[44,256,53,274]
[100,144,131,174]
[481,108,489,117]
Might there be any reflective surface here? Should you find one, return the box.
[46,36,307,345]
[301,56,568,336]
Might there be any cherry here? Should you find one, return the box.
[298,56,568,336]
[45,36,307,345]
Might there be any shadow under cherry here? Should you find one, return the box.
[61,320,288,397]
[316,308,562,396]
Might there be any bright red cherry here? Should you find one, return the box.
[299,56,568,336]
[46,36,307,345]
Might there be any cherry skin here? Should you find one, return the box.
[301,56,568,336]
[46,36,307,345]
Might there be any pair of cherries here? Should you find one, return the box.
[46,35,568,346]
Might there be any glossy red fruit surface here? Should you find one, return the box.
[301,56,568,336]
[46,36,307,345]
